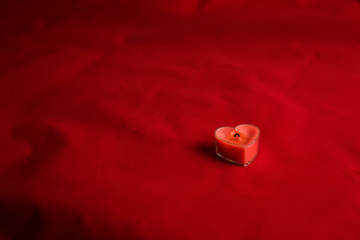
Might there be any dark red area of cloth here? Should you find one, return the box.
[1,0,360,239]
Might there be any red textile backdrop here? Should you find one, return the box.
[1,0,360,239]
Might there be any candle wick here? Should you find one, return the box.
[234,133,240,138]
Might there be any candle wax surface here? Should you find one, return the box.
[222,131,250,145]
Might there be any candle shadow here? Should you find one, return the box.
[195,143,237,166]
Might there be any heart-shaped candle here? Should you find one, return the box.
[215,124,260,166]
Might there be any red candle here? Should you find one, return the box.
[215,124,260,166]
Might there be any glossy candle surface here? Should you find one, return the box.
[215,124,260,166]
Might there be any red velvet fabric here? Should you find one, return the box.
[1,0,360,239]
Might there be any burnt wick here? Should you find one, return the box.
[234,133,240,138]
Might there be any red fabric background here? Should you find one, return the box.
[1,0,360,239]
